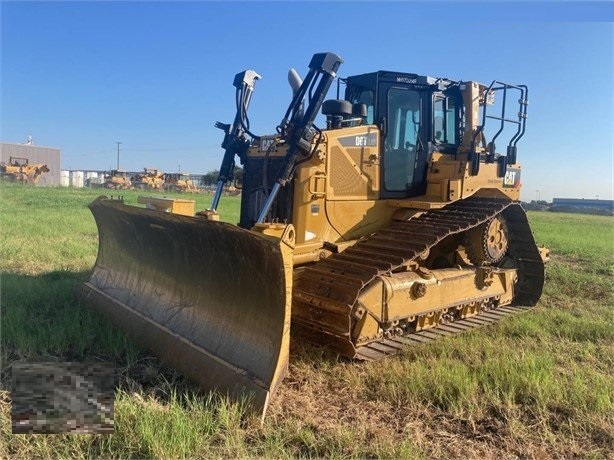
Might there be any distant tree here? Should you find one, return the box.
[203,166,243,186]
[233,166,243,186]
[202,169,219,186]
[522,201,549,212]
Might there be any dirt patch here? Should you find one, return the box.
[264,343,614,459]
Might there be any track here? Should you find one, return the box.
[291,196,545,359]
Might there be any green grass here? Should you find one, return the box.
[0,184,241,275]
[1,183,613,458]
[0,184,239,363]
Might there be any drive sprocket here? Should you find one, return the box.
[465,215,509,265]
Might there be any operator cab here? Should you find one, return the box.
[342,71,462,199]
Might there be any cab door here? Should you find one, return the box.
[379,85,428,199]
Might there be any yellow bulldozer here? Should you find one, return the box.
[79,53,547,419]
[0,157,50,184]
[103,170,133,189]
[132,167,165,190]
[163,172,198,193]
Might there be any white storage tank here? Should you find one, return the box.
[85,171,98,186]
[71,171,84,188]
[60,170,70,187]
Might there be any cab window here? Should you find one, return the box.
[433,96,458,144]
[350,90,374,125]
[384,87,421,191]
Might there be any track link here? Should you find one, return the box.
[292,196,545,359]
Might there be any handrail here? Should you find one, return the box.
[470,80,528,172]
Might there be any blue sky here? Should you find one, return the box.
[1,1,612,201]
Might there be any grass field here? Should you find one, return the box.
[1,183,613,458]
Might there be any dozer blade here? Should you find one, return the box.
[78,197,292,419]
